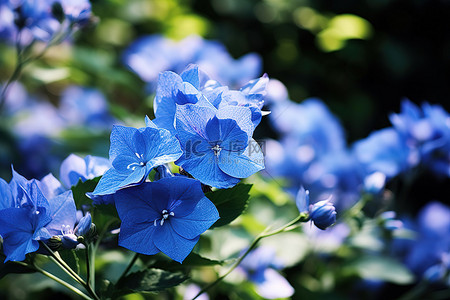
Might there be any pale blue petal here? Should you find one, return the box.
[0,178,14,210]
[84,155,111,179]
[60,154,86,188]
[216,106,254,138]
[218,138,264,178]
[109,125,140,162]
[154,71,182,130]
[38,173,65,199]
[145,115,158,128]
[175,104,216,138]
[153,223,200,263]
[117,167,148,189]
[255,269,294,299]
[180,64,200,89]
[170,197,219,239]
[142,127,183,167]
[295,186,310,214]
[45,190,77,236]
[174,82,201,105]
[92,168,129,195]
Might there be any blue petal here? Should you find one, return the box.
[142,127,183,167]
[216,106,254,139]
[174,82,201,105]
[153,222,200,263]
[153,177,205,217]
[92,168,130,195]
[74,212,92,236]
[145,115,158,128]
[177,150,240,189]
[170,197,219,239]
[109,125,140,162]
[180,64,200,89]
[175,104,216,139]
[60,154,86,188]
[205,117,248,151]
[38,173,65,200]
[0,178,14,210]
[217,138,265,178]
[154,71,183,131]
[0,208,41,262]
[45,190,77,236]
[115,185,162,255]
[295,186,310,214]
[84,155,111,179]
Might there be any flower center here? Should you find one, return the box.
[211,144,222,156]
[127,153,146,170]
[61,224,73,235]
[154,209,175,226]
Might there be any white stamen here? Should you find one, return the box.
[211,144,222,156]
[154,210,174,227]
[154,219,157,227]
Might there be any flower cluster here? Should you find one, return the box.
[265,82,450,211]
[0,167,91,261]
[87,64,267,262]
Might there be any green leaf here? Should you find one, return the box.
[141,252,223,271]
[206,183,252,228]
[114,268,188,296]
[59,249,80,275]
[71,177,119,232]
[344,255,415,284]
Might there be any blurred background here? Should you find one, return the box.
[1,1,450,298]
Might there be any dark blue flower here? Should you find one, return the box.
[92,123,183,196]
[175,104,264,188]
[114,177,219,263]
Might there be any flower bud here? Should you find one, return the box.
[310,200,337,230]
[74,212,92,236]
[154,165,174,181]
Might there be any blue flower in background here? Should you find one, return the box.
[114,177,219,263]
[390,100,450,177]
[92,123,183,195]
[394,202,450,284]
[123,34,262,90]
[238,246,294,299]
[175,104,264,188]
[353,128,419,179]
[59,86,116,130]
[60,153,111,188]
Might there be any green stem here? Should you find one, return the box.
[118,252,140,283]
[84,243,97,295]
[13,261,92,300]
[397,280,428,300]
[40,242,101,300]
[192,213,309,300]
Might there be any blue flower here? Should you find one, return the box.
[353,128,419,179]
[153,64,268,133]
[238,247,294,299]
[114,177,219,263]
[0,178,52,262]
[60,153,111,188]
[390,100,450,177]
[92,123,183,196]
[175,104,264,188]
[58,86,116,130]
